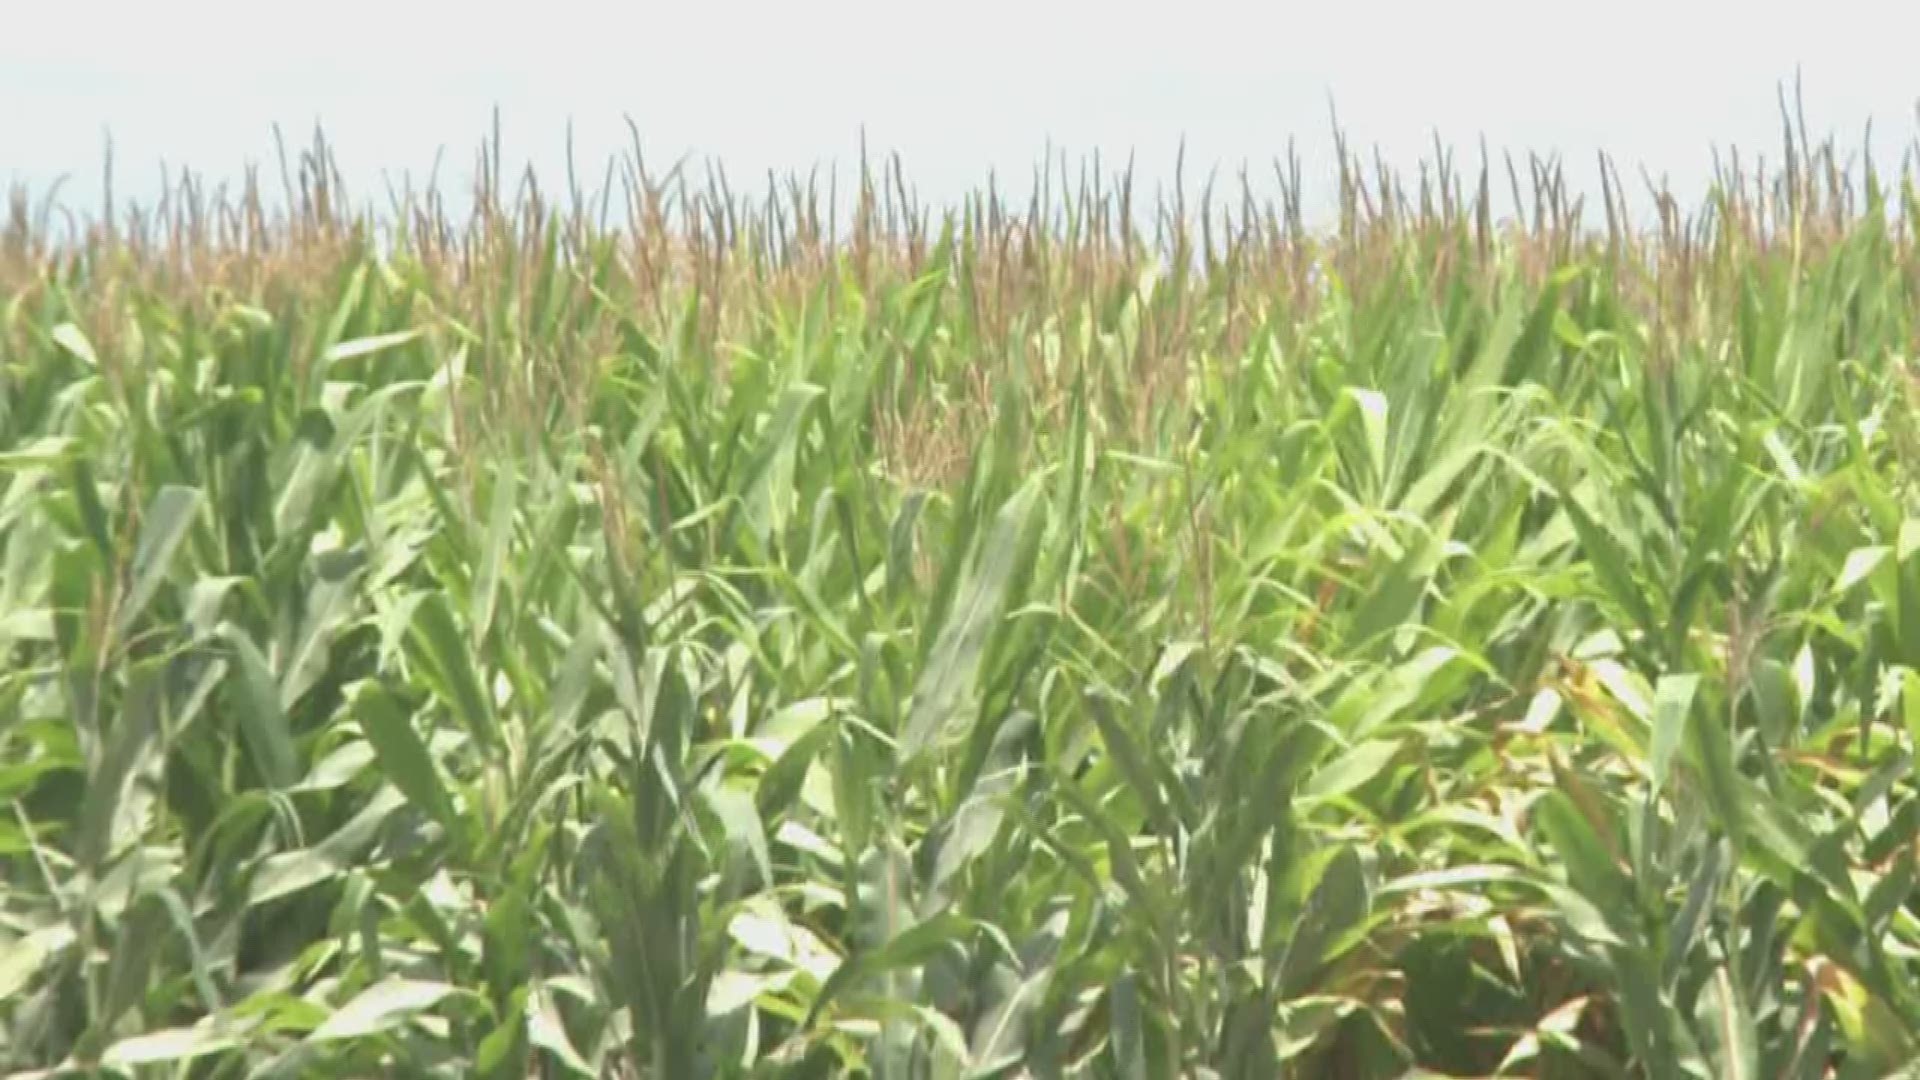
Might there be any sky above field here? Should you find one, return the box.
[5,0,1918,226]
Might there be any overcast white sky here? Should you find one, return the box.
[5,0,1917,226]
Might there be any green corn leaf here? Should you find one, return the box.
[308,978,464,1042]
[1649,672,1700,794]
[1696,965,1760,1080]
[472,463,519,641]
[221,626,302,790]
[113,484,203,637]
[405,590,499,750]
[900,477,1044,760]
[352,681,460,838]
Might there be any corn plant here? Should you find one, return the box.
[5,105,1920,1078]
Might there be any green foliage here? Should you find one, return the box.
[4,118,1920,1078]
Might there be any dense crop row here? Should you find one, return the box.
[5,117,1920,1077]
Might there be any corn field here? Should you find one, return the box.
[5,108,1920,1078]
